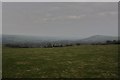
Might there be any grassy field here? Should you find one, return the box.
[0,45,2,78]
[3,45,118,78]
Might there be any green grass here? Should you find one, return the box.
[0,45,2,78]
[3,45,118,78]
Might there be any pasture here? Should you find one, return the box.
[0,44,2,78]
[3,45,118,78]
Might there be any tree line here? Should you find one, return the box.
[4,40,120,48]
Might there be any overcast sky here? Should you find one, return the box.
[3,2,118,38]
[0,2,1,35]
[2,0,120,2]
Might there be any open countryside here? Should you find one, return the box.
[3,45,118,78]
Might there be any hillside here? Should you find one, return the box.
[2,34,118,45]
[79,35,118,43]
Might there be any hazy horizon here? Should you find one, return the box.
[3,2,118,38]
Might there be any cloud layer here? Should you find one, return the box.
[3,2,118,38]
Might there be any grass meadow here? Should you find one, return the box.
[0,45,1,78]
[3,45,118,78]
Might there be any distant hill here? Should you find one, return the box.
[79,35,118,43]
[2,34,61,44]
[2,34,76,44]
[0,35,1,44]
[2,34,119,44]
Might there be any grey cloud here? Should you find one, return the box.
[3,2,118,38]
[98,11,118,16]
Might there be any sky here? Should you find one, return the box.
[0,2,1,35]
[2,2,118,38]
[2,0,120,2]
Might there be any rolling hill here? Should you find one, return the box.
[2,34,118,44]
[79,35,118,43]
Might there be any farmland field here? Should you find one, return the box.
[0,44,2,79]
[3,45,118,78]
